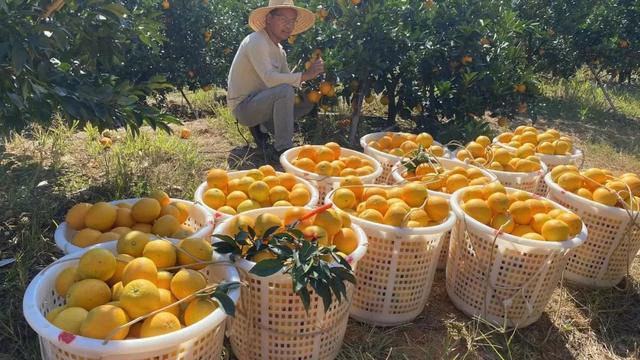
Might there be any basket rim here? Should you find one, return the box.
[22,241,240,355]
[450,149,549,178]
[390,157,499,195]
[279,146,383,182]
[492,136,584,161]
[193,170,320,221]
[212,206,368,277]
[450,185,588,250]
[359,131,450,162]
[544,172,640,216]
[54,198,214,254]
[324,189,457,235]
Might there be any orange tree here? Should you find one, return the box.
[290,0,543,144]
[517,0,640,84]
[0,0,178,135]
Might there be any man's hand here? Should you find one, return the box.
[301,58,325,82]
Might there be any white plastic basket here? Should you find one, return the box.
[22,241,240,360]
[391,158,498,270]
[451,149,548,194]
[214,207,367,360]
[280,147,382,204]
[447,186,587,329]
[492,138,584,196]
[194,170,319,225]
[325,191,456,326]
[544,173,640,288]
[54,198,214,254]
[360,132,450,184]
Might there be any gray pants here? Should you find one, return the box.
[232,84,314,151]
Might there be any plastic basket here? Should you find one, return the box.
[451,149,548,194]
[492,138,584,196]
[214,207,368,360]
[22,241,240,360]
[194,170,319,225]
[54,198,215,255]
[360,132,450,184]
[280,147,382,204]
[544,173,640,288]
[391,158,498,270]
[447,186,587,329]
[325,191,456,326]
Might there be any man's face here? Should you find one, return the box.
[266,8,298,41]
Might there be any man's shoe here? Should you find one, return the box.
[249,126,268,151]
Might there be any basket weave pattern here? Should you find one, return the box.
[228,267,352,360]
[446,220,570,328]
[547,189,640,287]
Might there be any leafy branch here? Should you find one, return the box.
[213,225,356,312]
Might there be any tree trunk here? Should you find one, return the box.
[588,64,618,114]
[348,78,370,147]
[385,76,400,126]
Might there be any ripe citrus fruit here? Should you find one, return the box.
[508,201,532,225]
[150,190,170,207]
[170,268,206,300]
[143,240,177,268]
[55,266,78,297]
[51,307,88,334]
[65,203,92,230]
[206,169,229,190]
[333,228,358,254]
[77,248,116,281]
[184,298,218,326]
[203,188,226,210]
[122,257,157,285]
[313,209,342,237]
[541,219,570,241]
[425,196,450,222]
[80,304,129,340]
[85,202,117,231]
[140,312,181,338]
[158,288,180,317]
[152,215,180,237]
[177,238,213,270]
[117,230,151,257]
[120,279,161,318]
[462,199,492,225]
[131,198,162,224]
[289,187,311,206]
[66,279,111,310]
[302,225,330,246]
[156,271,173,290]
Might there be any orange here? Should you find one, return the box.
[365,195,389,215]
[177,238,213,270]
[297,145,318,162]
[333,188,357,209]
[541,219,570,241]
[140,312,181,337]
[425,196,450,222]
[277,173,297,190]
[131,198,161,224]
[77,248,116,281]
[248,181,270,203]
[508,201,532,225]
[340,176,364,199]
[316,146,336,162]
[359,209,384,224]
[556,212,582,237]
[115,207,135,228]
[226,191,248,209]
[203,188,226,210]
[143,240,177,268]
[415,133,433,148]
[486,192,509,214]
[206,168,229,190]
[289,187,311,206]
[71,228,102,247]
[530,213,552,233]
[84,202,117,231]
[152,215,180,237]
[258,165,276,177]
[593,187,618,206]
[184,298,218,326]
[512,225,535,237]
[401,183,428,207]
[446,174,470,193]
[325,142,342,159]
[302,225,330,246]
[80,304,129,340]
[313,209,342,237]
[491,214,515,233]
[150,190,170,207]
[170,268,206,300]
[55,266,78,297]
[65,203,92,230]
[482,182,506,199]
[461,199,491,225]
[461,188,484,203]
[117,230,151,257]
[524,199,546,215]
[65,279,111,310]
[383,206,409,227]
[333,228,358,254]
[121,256,157,285]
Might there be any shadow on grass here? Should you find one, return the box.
[565,279,640,358]
[535,94,640,153]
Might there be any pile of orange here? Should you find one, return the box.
[366,132,446,157]
[291,142,376,177]
[203,166,312,215]
[226,207,359,259]
[550,166,640,209]
[456,135,543,173]
[65,191,193,248]
[494,125,575,156]
[460,183,583,241]
[401,163,494,194]
[330,178,450,228]
[47,236,215,340]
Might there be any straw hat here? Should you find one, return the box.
[249,0,315,36]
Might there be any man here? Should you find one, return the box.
[227,0,325,156]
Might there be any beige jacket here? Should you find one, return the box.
[227,30,302,111]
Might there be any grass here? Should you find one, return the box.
[1,78,640,359]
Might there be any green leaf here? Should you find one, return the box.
[212,291,235,316]
[101,3,129,17]
[249,258,283,277]
[310,279,332,312]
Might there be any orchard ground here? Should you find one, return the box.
[1,77,640,359]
